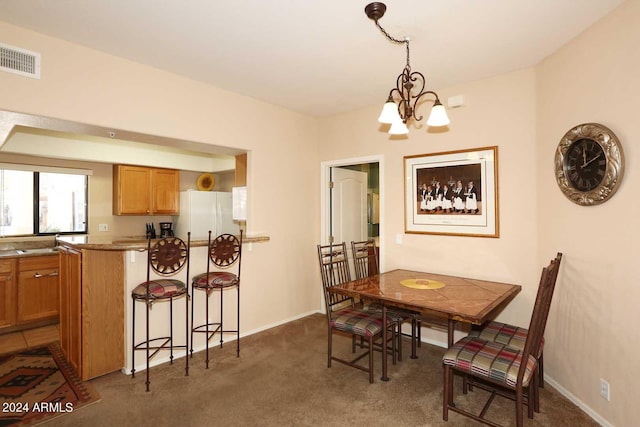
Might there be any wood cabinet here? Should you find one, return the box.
[59,247,82,374]
[0,259,16,329]
[112,164,180,215]
[235,153,247,186]
[59,246,124,380]
[17,256,59,324]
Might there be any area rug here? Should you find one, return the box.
[0,344,100,426]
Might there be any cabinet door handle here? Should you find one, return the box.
[33,271,59,278]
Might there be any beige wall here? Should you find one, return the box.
[0,22,322,334]
[536,1,639,425]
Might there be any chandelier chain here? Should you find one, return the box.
[374,20,411,69]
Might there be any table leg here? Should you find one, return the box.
[447,318,455,347]
[411,317,418,359]
[381,304,389,381]
[447,318,455,406]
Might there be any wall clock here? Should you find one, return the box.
[554,123,624,206]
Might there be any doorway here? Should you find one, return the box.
[320,155,384,272]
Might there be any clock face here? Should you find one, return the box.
[554,123,625,206]
[563,138,606,192]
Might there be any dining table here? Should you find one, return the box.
[328,269,522,381]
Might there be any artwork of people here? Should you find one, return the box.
[415,165,482,215]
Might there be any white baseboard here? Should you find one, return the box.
[543,375,612,427]
[124,310,320,375]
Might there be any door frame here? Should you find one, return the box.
[320,154,384,273]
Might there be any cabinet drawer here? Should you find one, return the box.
[18,255,59,271]
[0,260,14,274]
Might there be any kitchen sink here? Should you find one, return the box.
[15,247,60,255]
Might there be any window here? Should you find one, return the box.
[0,166,88,237]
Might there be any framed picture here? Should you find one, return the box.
[404,146,499,237]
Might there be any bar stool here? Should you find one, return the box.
[131,234,190,392]
[190,231,242,368]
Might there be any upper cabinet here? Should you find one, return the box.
[113,165,180,215]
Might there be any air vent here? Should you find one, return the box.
[0,43,41,79]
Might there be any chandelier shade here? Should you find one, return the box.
[365,2,450,135]
[426,99,450,127]
[389,119,409,135]
[378,96,402,124]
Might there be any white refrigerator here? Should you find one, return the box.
[174,190,239,240]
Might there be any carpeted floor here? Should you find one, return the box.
[0,344,100,426]
[47,314,596,426]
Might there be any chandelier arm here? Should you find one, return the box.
[414,90,441,104]
[388,87,409,122]
[390,75,412,122]
[407,71,427,121]
[412,90,442,122]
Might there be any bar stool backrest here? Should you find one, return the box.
[148,237,189,276]
[209,233,242,268]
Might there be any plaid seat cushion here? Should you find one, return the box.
[330,308,384,338]
[192,272,239,289]
[132,279,187,299]
[442,336,538,388]
[468,321,545,353]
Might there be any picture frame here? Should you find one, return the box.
[404,146,499,237]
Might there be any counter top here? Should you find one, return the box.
[0,248,59,259]
[0,243,59,259]
[57,233,269,251]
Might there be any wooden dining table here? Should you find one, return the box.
[328,269,521,381]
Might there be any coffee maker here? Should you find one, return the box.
[159,222,174,238]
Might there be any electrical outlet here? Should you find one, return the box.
[98,223,109,232]
[600,379,610,401]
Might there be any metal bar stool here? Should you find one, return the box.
[131,234,190,392]
[190,230,242,367]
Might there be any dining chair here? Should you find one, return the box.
[442,255,560,427]
[317,242,399,383]
[466,252,563,403]
[350,239,419,360]
[131,234,191,392]
[191,231,242,368]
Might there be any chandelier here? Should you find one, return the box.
[365,2,450,135]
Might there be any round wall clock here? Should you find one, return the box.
[554,123,624,206]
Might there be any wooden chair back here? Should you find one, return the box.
[517,253,562,386]
[350,239,379,279]
[317,243,354,316]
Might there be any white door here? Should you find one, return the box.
[330,167,367,247]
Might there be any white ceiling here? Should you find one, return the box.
[0,0,624,117]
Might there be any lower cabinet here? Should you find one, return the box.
[17,256,59,323]
[59,247,82,375]
[0,259,16,329]
[59,246,124,380]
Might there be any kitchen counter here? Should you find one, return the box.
[56,232,265,376]
[57,233,269,251]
